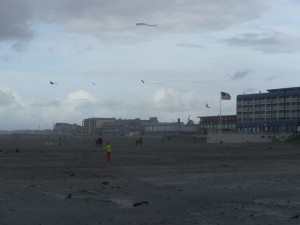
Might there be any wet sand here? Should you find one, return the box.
[0,135,300,225]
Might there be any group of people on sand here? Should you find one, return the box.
[95,135,145,161]
[95,135,146,161]
[95,137,111,161]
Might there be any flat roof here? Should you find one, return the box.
[237,86,300,99]
[267,87,300,93]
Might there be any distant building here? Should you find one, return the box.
[82,118,116,135]
[54,123,82,134]
[144,118,198,136]
[101,117,159,136]
[144,122,180,136]
[101,120,127,136]
[198,115,236,134]
[236,87,300,133]
[82,117,198,137]
[179,124,199,135]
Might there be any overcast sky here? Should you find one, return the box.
[1,0,300,130]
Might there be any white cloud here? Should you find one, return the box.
[0,87,18,105]
[0,88,97,129]
[0,0,299,130]
[66,90,96,102]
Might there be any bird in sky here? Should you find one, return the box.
[136,23,158,27]
[206,103,210,108]
[49,81,57,85]
[92,82,96,86]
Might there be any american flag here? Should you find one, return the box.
[221,91,231,100]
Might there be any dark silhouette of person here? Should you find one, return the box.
[98,137,103,148]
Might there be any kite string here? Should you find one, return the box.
[143,78,226,85]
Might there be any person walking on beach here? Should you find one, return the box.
[139,136,143,146]
[105,142,111,161]
[135,137,140,146]
[98,137,103,148]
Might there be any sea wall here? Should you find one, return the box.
[207,133,275,143]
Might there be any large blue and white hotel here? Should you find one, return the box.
[236,87,300,133]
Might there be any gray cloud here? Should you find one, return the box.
[176,43,205,49]
[265,75,277,81]
[57,0,270,36]
[231,70,253,80]
[244,88,257,94]
[0,0,271,46]
[0,0,34,44]
[0,56,10,63]
[223,30,300,53]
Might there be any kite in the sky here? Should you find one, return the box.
[92,82,96,86]
[206,103,210,108]
[49,81,57,85]
[141,80,145,83]
[136,23,158,27]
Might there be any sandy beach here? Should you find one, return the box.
[1,135,300,225]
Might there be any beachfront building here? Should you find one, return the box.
[144,119,198,136]
[197,115,236,134]
[101,120,128,136]
[54,123,82,135]
[101,119,143,136]
[144,122,181,136]
[236,87,300,133]
[81,116,199,136]
[82,118,116,135]
[101,117,159,136]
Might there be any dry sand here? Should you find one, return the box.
[0,134,300,225]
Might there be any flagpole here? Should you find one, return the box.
[220,91,231,133]
[220,92,222,134]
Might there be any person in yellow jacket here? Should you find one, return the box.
[105,142,111,161]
